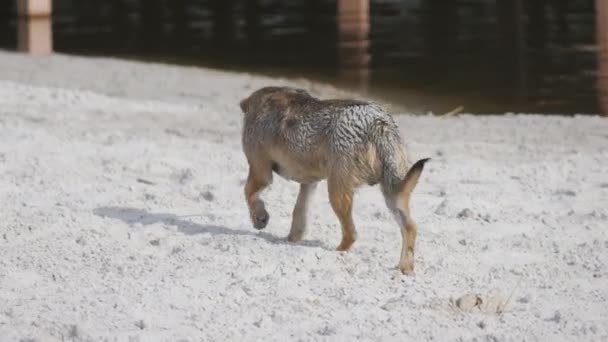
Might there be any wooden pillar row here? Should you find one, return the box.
[497,0,526,105]
[16,0,53,55]
[337,0,370,91]
[598,0,608,116]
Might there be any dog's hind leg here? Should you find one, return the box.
[397,193,418,274]
[391,158,429,274]
[328,175,357,251]
[287,182,318,242]
[244,159,273,230]
[383,189,418,275]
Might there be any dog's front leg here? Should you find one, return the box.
[328,176,357,251]
[244,162,272,229]
[287,182,317,242]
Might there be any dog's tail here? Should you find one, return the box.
[400,158,430,195]
[375,127,429,195]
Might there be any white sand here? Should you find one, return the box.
[1,50,607,341]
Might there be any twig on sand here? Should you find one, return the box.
[136,178,156,185]
[498,275,524,317]
[440,106,464,117]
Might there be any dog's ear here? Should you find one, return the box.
[239,97,249,113]
[266,93,289,112]
[294,88,311,97]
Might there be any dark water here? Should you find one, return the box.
[0,0,599,114]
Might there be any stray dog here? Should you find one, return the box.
[239,86,429,274]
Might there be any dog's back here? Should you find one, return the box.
[240,86,409,190]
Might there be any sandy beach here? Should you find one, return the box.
[1,50,607,341]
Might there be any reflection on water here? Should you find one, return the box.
[0,0,599,114]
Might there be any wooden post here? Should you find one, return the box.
[245,0,262,49]
[424,0,458,64]
[141,0,163,49]
[337,0,370,91]
[169,0,189,48]
[211,0,235,50]
[497,0,526,106]
[16,0,52,55]
[598,0,608,116]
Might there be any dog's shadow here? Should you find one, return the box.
[93,206,326,249]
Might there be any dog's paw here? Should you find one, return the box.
[335,234,356,251]
[253,208,269,229]
[336,240,354,252]
[287,231,304,242]
[399,261,415,275]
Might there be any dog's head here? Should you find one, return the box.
[239,86,312,115]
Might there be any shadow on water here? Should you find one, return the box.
[93,206,327,249]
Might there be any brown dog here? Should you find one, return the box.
[239,86,429,274]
